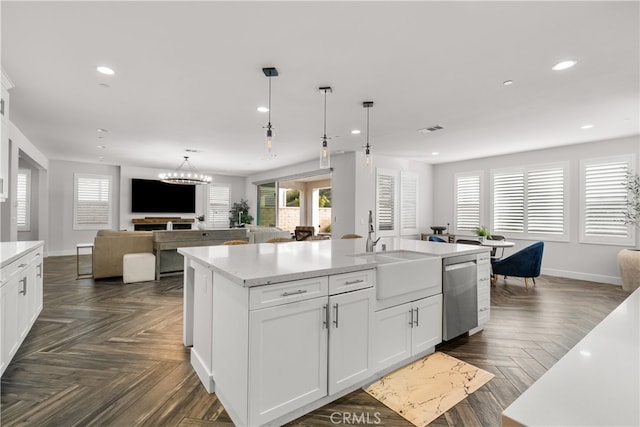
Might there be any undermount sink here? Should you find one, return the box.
[354,251,442,300]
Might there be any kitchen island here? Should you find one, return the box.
[179,237,489,426]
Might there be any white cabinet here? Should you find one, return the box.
[477,252,491,327]
[0,69,12,203]
[1,243,44,377]
[373,294,443,373]
[248,295,328,426]
[328,287,375,395]
[191,261,214,385]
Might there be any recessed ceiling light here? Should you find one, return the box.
[581,124,594,129]
[96,66,115,75]
[97,128,108,133]
[503,80,513,86]
[99,156,104,161]
[351,130,361,135]
[97,145,106,149]
[257,106,269,113]
[98,83,110,88]
[552,60,577,71]
[432,152,439,156]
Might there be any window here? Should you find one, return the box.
[400,171,418,235]
[454,173,482,233]
[580,155,635,246]
[491,162,568,240]
[17,169,31,231]
[207,184,231,228]
[73,173,112,230]
[376,169,397,236]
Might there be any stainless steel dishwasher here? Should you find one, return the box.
[443,253,478,340]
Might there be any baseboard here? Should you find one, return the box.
[47,250,78,257]
[542,268,621,286]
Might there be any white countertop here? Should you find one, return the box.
[178,237,489,287]
[0,241,44,269]
[502,287,640,427]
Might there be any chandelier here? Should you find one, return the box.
[363,101,374,166]
[158,156,212,185]
[319,86,332,169]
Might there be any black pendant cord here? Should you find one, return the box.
[323,89,328,144]
[267,76,272,130]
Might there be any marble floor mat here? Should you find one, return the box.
[364,352,494,426]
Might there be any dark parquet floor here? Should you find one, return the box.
[0,255,630,426]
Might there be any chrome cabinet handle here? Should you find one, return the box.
[322,304,328,329]
[414,307,419,327]
[409,308,414,327]
[333,303,339,328]
[37,264,42,278]
[19,277,27,295]
[345,279,364,285]
[282,289,308,297]
[18,263,27,268]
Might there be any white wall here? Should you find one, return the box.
[0,122,49,247]
[17,157,39,242]
[48,160,120,255]
[245,152,434,240]
[433,136,640,285]
[119,166,246,230]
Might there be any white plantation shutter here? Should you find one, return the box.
[73,174,112,230]
[527,167,565,235]
[17,169,30,231]
[208,184,230,228]
[376,169,397,234]
[493,170,524,233]
[400,171,418,235]
[455,174,481,232]
[581,156,635,245]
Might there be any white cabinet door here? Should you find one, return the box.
[328,287,375,395]
[192,262,214,376]
[477,265,491,326]
[411,294,443,354]
[16,271,29,341]
[248,296,328,426]
[372,302,412,373]
[1,275,20,375]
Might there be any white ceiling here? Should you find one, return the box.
[2,1,638,176]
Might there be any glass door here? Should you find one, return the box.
[257,182,277,226]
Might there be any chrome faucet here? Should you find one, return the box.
[366,210,381,252]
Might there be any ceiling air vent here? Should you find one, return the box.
[418,125,444,133]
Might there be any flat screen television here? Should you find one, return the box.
[131,178,196,213]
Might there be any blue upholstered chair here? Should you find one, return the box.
[428,235,446,242]
[492,241,544,289]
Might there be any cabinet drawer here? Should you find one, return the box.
[477,252,491,265]
[249,276,329,310]
[329,269,375,295]
[1,254,30,285]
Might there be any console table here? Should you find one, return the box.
[152,229,248,279]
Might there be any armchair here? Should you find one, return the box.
[492,241,544,289]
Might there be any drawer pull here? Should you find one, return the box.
[333,303,339,328]
[322,304,328,329]
[409,308,414,327]
[345,279,365,285]
[19,277,27,295]
[282,289,308,297]
[414,307,419,327]
[37,264,42,278]
[18,263,27,268]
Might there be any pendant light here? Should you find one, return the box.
[319,86,332,169]
[262,67,278,159]
[363,101,374,166]
[158,155,212,185]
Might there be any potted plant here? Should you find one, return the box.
[618,173,640,292]
[474,226,492,242]
[229,198,254,228]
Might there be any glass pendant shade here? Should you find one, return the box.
[265,126,274,159]
[320,138,330,169]
[319,86,332,169]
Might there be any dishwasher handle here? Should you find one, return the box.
[444,261,476,272]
